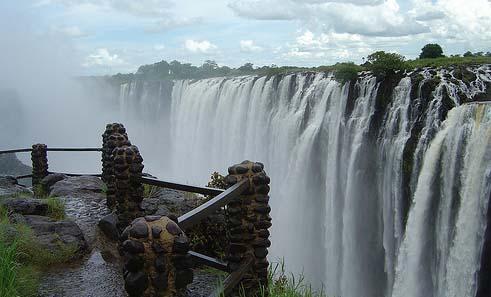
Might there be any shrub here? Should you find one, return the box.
[419,43,444,59]
[333,62,361,83]
[366,51,408,76]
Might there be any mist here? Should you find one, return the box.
[0,3,119,174]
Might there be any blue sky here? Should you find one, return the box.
[2,0,491,75]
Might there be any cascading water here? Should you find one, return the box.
[392,103,491,297]
[117,65,491,297]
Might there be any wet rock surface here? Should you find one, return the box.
[1,197,48,215]
[0,175,33,197]
[38,176,126,297]
[23,215,88,254]
[141,188,199,216]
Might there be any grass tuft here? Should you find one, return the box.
[44,197,65,220]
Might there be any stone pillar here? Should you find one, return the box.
[121,216,193,297]
[224,161,272,296]
[31,144,48,187]
[102,123,130,209]
[113,145,144,228]
[105,133,131,209]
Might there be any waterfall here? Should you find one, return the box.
[392,103,491,297]
[116,66,491,297]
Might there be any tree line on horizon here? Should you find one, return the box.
[109,44,491,83]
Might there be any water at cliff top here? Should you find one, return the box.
[118,66,491,297]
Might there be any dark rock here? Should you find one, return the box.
[154,254,167,272]
[168,214,179,223]
[98,213,119,240]
[141,188,196,216]
[50,176,104,196]
[153,273,168,291]
[173,235,190,254]
[254,205,271,214]
[235,165,248,174]
[144,215,160,222]
[120,226,130,241]
[172,254,194,269]
[1,198,48,216]
[166,221,182,235]
[40,174,66,192]
[129,220,149,239]
[175,269,193,289]
[23,215,88,255]
[124,253,145,272]
[152,226,162,238]
[122,240,145,254]
[0,175,33,197]
[255,196,270,203]
[124,271,148,296]
[152,242,166,254]
[254,248,268,258]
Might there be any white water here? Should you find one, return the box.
[393,103,491,297]
[118,68,491,297]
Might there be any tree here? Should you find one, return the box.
[463,51,473,57]
[366,51,408,76]
[419,43,444,59]
[238,62,254,72]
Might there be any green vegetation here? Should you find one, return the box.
[143,184,159,199]
[0,194,72,296]
[407,56,491,69]
[366,51,408,76]
[105,48,491,84]
[45,197,65,220]
[213,260,325,297]
[419,43,444,59]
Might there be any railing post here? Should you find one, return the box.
[31,143,48,187]
[102,123,129,209]
[120,216,193,297]
[113,145,144,228]
[224,161,272,296]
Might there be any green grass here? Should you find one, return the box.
[406,56,491,69]
[212,259,325,297]
[44,197,65,220]
[143,184,159,198]
[0,203,75,296]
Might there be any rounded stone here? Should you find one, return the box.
[168,214,179,224]
[173,235,190,254]
[254,206,271,214]
[152,273,168,292]
[129,221,149,239]
[255,196,270,203]
[152,242,166,254]
[255,185,270,195]
[251,164,263,173]
[241,160,251,164]
[172,254,193,269]
[235,165,249,174]
[254,248,268,258]
[154,254,167,272]
[124,271,148,296]
[124,254,145,272]
[122,239,145,254]
[166,221,183,235]
[175,269,193,289]
[151,226,163,238]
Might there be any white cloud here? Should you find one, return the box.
[83,48,126,67]
[37,0,174,18]
[184,40,218,54]
[229,0,428,37]
[154,44,166,51]
[51,25,88,37]
[145,17,202,32]
[240,40,262,52]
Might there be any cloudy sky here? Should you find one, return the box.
[3,0,491,75]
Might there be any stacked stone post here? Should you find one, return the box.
[224,160,272,296]
[113,145,144,228]
[121,216,193,297]
[102,123,129,209]
[31,144,48,186]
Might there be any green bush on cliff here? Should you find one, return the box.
[366,51,408,76]
[332,62,362,83]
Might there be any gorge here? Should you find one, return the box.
[115,65,491,297]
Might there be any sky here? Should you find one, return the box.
[2,0,491,75]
